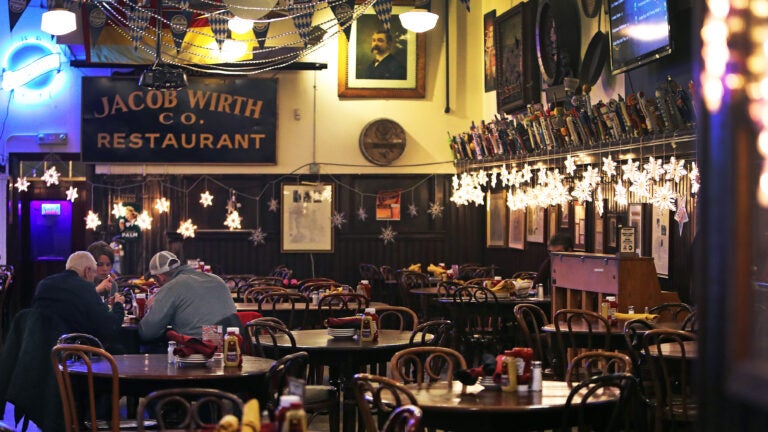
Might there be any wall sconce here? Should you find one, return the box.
[399,9,438,33]
[41,1,77,36]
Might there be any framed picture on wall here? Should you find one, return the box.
[526,206,545,243]
[484,10,497,92]
[594,202,605,254]
[560,201,570,228]
[281,184,334,253]
[338,0,426,98]
[573,201,586,251]
[651,205,670,277]
[486,190,507,247]
[508,208,526,249]
[494,1,540,113]
[548,205,559,240]
[628,203,645,255]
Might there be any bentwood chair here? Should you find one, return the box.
[561,373,646,432]
[242,285,288,303]
[513,303,557,378]
[409,320,455,348]
[317,292,369,323]
[136,388,243,431]
[359,263,386,302]
[352,373,419,432]
[553,309,613,380]
[391,346,468,393]
[376,305,419,332]
[398,271,430,310]
[451,285,507,366]
[257,292,311,330]
[382,405,424,432]
[648,303,693,325]
[565,351,633,388]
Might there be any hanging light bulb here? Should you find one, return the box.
[399,9,438,33]
[41,3,77,36]
[228,16,254,34]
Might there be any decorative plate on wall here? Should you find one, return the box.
[359,119,406,166]
[536,0,581,87]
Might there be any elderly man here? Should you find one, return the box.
[138,251,238,341]
[32,250,126,343]
[361,29,406,80]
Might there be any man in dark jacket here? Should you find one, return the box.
[361,30,407,80]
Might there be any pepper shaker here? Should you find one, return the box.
[531,360,542,392]
[167,341,177,364]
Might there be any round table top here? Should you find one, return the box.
[410,287,440,296]
[236,301,389,312]
[648,340,697,359]
[262,329,414,352]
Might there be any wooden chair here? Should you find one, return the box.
[270,266,293,280]
[398,271,430,310]
[451,285,507,366]
[565,351,633,388]
[642,329,697,432]
[257,292,311,330]
[51,344,121,432]
[57,333,105,349]
[300,281,339,297]
[360,263,386,302]
[351,373,419,432]
[648,303,693,325]
[246,276,285,286]
[680,311,697,332]
[409,320,455,348]
[242,285,288,303]
[391,346,468,393]
[317,292,369,323]
[457,264,481,280]
[244,319,296,359]
[221,275,252,300]
[513,303,556,377]
[561,373,646,432]
[382,405,424,432]
[553,309,613,379]
[376,305,419,332]
[470,266,497,279]
[136,388,243,431]
[266,351,340,432]
[623,319,657,380]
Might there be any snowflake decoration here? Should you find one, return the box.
[224,210,242,230]
[249,227,267,245]
[663,157,688,183]
[41,166,60,186]
[629,170,652,198]
[267,198,279,212]
[490,168,499,188]
[689,162,701,194]
[582,165,601,187]
[154,197,171,214]
[521,164,533,184]
[357,206,368,221]
[621,158,640,181]
[564,155,578,176]
[615,181,628,206]
[427,201,444,219]
[14,177,30,192]
[199,191,214,207]
[177,219,197,238]
[407,203,419,217]
[650,182,677,211]
[602,155,617,180]
[331,211,347,229]
[111,202,127,219]
[65,186,78,202]
[644,157,665,181]
[379,225,397,245]
[84,211,102,231]
[571,180,593,203]
[596,186,605,216]
[537,167,548,185]
[136,211,153,230]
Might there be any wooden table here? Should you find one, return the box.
[262,329,416,432]
[647,340,698,359]
[394,380,619,431]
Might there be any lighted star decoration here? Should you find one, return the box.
[331,211,347,229]
[177,219,197,238]
[571,180,593,203]
[615,181,628,206]
[407,203,419,217]
[537,167,548,185]
[427,201,444,219]
[379,225,397,245]
[136,211,153,230]
[629,170,652,198]
[521,164,534,184]
[111,202,127,219]
[85,211,102,231]
[154,197,170,214]
[41,166,61,186]
[644,156,665,181]
[318,186,333,202]
[267,198,279,212]
[582,165,601,188]
[663,157,688,183]
[224,210,243,230]
[621,158,640,181]
[14,177,30,192]
[249,227,267,245]
[602,155,617,180]
[650,182,677,211]
[689,162,701,194]
[199,191,214,208]
[65,186,78,202]
[564,155,578,176]
[490,168,499,188]
[357,206,368,221]
[596,186,605,216]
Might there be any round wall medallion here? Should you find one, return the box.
[359,119,406,166]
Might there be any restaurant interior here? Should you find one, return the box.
[0,0,766,431]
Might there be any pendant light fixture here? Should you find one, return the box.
[399,8,438,33]
[41,0,77,36]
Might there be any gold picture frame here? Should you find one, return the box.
[281,184,334,253]
[486,190,507,247]
[337,0,426,98]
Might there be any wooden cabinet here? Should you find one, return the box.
[550,252,680,319]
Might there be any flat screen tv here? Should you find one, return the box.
[608,0,673,75]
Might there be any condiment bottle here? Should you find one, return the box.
[281,401,307,432]
[536,283,544,299]
[223,327,242,368]
[167,341,177,364]
[600,297,610,319]
[531,360,542,392]
[501,350,518,392]
[134,293,146,319]
[510,347,534,391]
[360,308,378,342]
[606,295,618,325]
[276,396,301,432]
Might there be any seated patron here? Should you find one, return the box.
[532,231,574,295]
[87,240,119,298]
[138,251,238,341]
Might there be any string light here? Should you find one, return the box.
[85,211,102,230]
[41,166,60,186]
[199,191,214,207]
[177,219,198,238]
[65,186,78,202]
[111,202,127,219]
[155,197,171,213]
[14,177,30,192]
[136,211,153,230]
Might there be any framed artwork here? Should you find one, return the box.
[628,203,645,255]
[651,205,670,277]
[508,208,526,250]
[548,205,559,240]
[338,0,426,98]
[484,10,497,92]
[281,184,334,253]
[526,206,545,243]
[376,190,401,221]
[606,213,625,254]
[594,202,605,254]
[494,0,540,113]
[560,201,570,228]
[573,201,586,251]
[486,190,507,247]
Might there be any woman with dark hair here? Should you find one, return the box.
[87,240,119,298]
[532,231,574,295]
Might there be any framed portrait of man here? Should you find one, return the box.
[338,0,426,98]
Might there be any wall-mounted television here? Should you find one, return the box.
[608,0,673,75]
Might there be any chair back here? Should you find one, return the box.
[469,266,496,279]
[317,293,369,322]
[561,373,644,432]
[382,405,424,432]
[136,388,244,431]
[57,333,105,349]
[648,302,693,324]
[266,351,310,412]
[398,271,430,309]
[565,351,633,388]
[513,304,554,370]
[221,275,252,300]
[270,266,293,280]
[51,344,120,432]
[257,292,311,330]
[681,310,697,332]
[435,281,461,299]
[642,329,697,426]
[244,319,296,359]
[623,318,656,382]
[351,373,419,432]
[409,320,455,348]
[299,281,338,296]
[451,285,507,362]
[243,285,288,303]
[553,309,613,378]
[391,346,468,392]
[376,305,419,331]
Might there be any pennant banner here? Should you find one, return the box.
[166,10,193,54]
[8,0,31,32]
[252,22,270,50]
[371,0,392,33]
[291,2,316,44]
[208,11,232,49]
[330,0,355,42]
[128,7,152,53]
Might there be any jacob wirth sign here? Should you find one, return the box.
[82,77,277,164]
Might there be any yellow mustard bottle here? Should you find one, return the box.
[501,350,517,392]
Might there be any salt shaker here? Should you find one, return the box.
[167,341,177,364]
[536,283,544,299]
[531,361,542,391]
[628,305,635,314]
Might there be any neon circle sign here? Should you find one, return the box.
[1,39,63,96]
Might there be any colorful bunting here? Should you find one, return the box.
[291,2,316,44]
[8,0,31,32]
[128,6,152,53]
[208,11,232,49]
[371,0,392,33]
[330,0,355,42]
[252,22,270,50]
